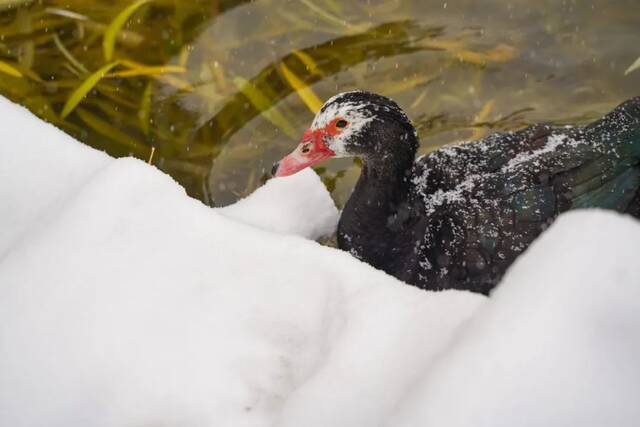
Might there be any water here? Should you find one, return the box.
[1,0,638,207]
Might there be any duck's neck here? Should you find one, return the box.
[353,153,414,211]
[338,146,416,264]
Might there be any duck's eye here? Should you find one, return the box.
[301,144,311,153]
[335,119,348,128]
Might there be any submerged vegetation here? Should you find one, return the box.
[0,0,638,206]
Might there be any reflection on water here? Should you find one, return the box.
[0,0,638,207]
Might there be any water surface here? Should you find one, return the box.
[1,0,638,207]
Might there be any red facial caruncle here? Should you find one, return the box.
[273,118,348,177]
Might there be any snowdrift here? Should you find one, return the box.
[1,96,639,427]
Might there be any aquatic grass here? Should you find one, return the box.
[0,0,221,187]
[61,61,120,119]
[53,33,89,75]
[0,59,22,77]
[198,20,439,144]
[139,82,152,135]
[102,0,152,61]
[147,146,155,164]
[374,73,436,96]
[455,44,519,66]
[279,62,323,113]
[75,107,146,154]
[418,36,518,67]
[470,99,496,139]
[107,64,186,78]
[233,76,298,139]
[299,0,363,32]
[625,57,640,76]
[44,7,88,21]
[155,74,194,92]
[291,49,321,76]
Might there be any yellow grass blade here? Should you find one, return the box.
[44,7,88,21]
[103,0,152,61]
[53,33,89,75]
[233,76,297,139]
[625,56,640,76]
[420,39,467,51]
[291,49,320,75]
[61,61,119,119]
[153,74,194,92]
[178,44,191,68]
[471,99,496,140]
[147,146,155,164]
[139,81,152,135]
[456,44,518,66]
[410,89,429,110]
[299,0,360,31]
[473,99,496,124]
[484,44,519,62]
[0,60,23,78]
[76,108,145,153]
[378,74,435,95]
[107,65,185,78]
[279,62,323,113]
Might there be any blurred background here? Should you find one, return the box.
[0,0,638,207]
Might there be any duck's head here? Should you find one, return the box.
[272,91,418,177]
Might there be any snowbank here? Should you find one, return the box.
[393,210,640,427]
[1,96,639,427]
[0,96,337,247]
[0,98,484,426]
[218,169,338,239]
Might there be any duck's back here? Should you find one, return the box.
[408,96,640,294]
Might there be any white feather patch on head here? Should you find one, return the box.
[311,94,375,157]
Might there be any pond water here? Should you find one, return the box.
[1,0,638,207]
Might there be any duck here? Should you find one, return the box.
[272,91,640,294]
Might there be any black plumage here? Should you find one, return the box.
[333,93,640,294]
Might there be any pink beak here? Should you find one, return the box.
[273,129,335,177]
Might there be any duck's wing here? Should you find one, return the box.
[512,96,640,216]
[566,96,640,213]
[411,124,555,196]
[410,96,640,293]
[413,96,640,200]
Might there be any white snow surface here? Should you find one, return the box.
[218,170,338,239]
[1,96,640,427]
[393,210,640,427]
